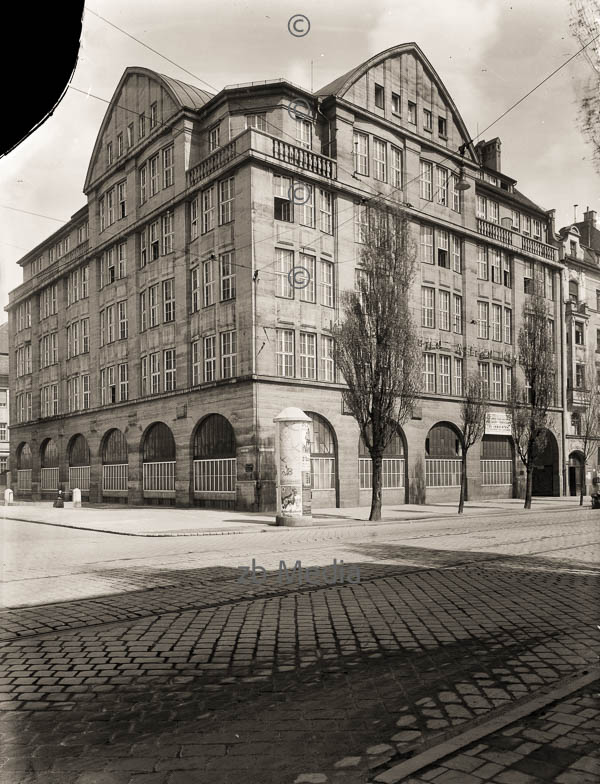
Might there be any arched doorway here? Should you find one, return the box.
[568,451,584,497]
[68,434,91,492]
[532,429,559,496]
[102,429,129,496]
[192,414,237,508]
[142,422,176,499]
[306,412,338,508]
[481,435,514,490]
[16,443,32,491]
[358,425,407,504]
[40,438,59,491]
[425,422,462,489]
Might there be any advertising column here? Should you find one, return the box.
[273,407,313,526]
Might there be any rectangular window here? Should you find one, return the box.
[191,267,201,312]
[149,154,159,196]
[391,147,402,188]
[299,254,316,303]
[420,160,433,200]
[100,196,106,231]
[533,219,541,239]
[162,211,174,254]
[295,117,312,149]
[163,279,175,322]
[408,101,416,123]
[438,116,448,137]
[204,335,216,382]
[147,220,159,261]
[392,92,401,114]
[503,256,512,288]
[274,174,293,222]
[119,363,128,401]
[437,166,448,205]
[453,358,463,396]
[277,329,295,377]
[523,215,531,236]
[452,235,462,273]
[163,144,174,188]
[276,248,294,298]
[107,141,113,166]
[491,304,502,342]
[524,260,534,294]
[478,301,489,339]
[477,246,488,280]
[127,123,134,148]
[150,102,158,129]
[299,332,316,379]
[439,289,450,331]
[576,363,585,389]
[453,294,463,334]
[451,174,461,213]
[373,138,386,181]
[219,178,234,224]
[82,317,89,353]
[439,355,451,394]
[246,113,267,130]
[437,229,449,268]
[321,260,334,307]
[117,181,127,218]
[423,353,436,393]
[504,308,512,344]
[489,200,499,224]
[203,259,215,307]
[106,304,115,343]
[511,210,521,231]
[192,340,201,385]
[72,321,79,356]
[164,348,176,391]
[353,131,368,175]
[299,181,314,227]
[423,108,433,131]
[107,188,115,225]
[476,195,486,219]
[490,249,501,283]
[422,287,435,328]
[575,322,584,345]
[374,83,384,109]
[141,357,148,396]
[319,190,333,234]
[320,335,335,382]
[355,203,368,243]
[220,252,236,301]
[150,352,160,394]
[208,125,220,152]
[149,284,159,327]
[190,197,199,239]
[202,186,215,233]
[421,224,434,264]
[140,290,147,332]
[139,164,147,205]
[492,364,503,400]
[220,331,237,379]
[479,362,490,398]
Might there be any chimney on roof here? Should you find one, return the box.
[583,207,598,228]
[475,137,502,173]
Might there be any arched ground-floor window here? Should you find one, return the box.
[358,428,405,490]
[68,434,91,491]
[193,414,237,503]
[17,443,32,491]
[102,429,129,494]
[425,422,462,487]
[40,439,59,491]
[481,435,514,486]
[306,412,337,507]
[142,422,176,494]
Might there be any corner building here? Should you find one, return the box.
[7,44,566,510]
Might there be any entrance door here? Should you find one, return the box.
[568,453,583,497]
[531,430,559,497]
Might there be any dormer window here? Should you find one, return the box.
[570,240,577,258]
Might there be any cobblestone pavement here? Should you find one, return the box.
[0,509,598,783]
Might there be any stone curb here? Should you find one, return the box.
[370,668,600,783]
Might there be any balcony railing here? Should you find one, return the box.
[68,466,90,492]
[568,389,590,408]
[103,463,128,492]
[477,218,558,262]
[188,140,238,187]
[272,139,336,179]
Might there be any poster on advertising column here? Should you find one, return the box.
[485,412,512,436]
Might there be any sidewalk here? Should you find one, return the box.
[0,495,590,536]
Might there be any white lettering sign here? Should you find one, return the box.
[485,412,511,436]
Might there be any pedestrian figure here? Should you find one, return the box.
[53,490,64,508]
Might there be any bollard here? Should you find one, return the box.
[53,490,64,509]
[4,488,13,506]
[72,488,81,508]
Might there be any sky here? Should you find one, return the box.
[0,0,598,317]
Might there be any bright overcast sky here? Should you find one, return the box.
[0,0,598,317]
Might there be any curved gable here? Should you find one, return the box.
[317,43,477,162]
[84,67,213,192]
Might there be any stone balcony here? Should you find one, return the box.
[477,218,558,262]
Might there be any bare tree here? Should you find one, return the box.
[333,199,421,521]
[570,0,600,174]
[507,291,556,509]
[574,362,600,505]
[458,375,489,514]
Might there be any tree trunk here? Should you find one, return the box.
[524,464,533,509]
[458,451,467,514]
[579,459,586,506]
[370,451,383,522]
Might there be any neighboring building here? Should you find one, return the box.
[0,322,8,485]
[558,208,600,496]
[6,44,565,510]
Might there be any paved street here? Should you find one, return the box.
[0,505,598,783]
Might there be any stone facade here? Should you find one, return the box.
[7,44,567,510]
